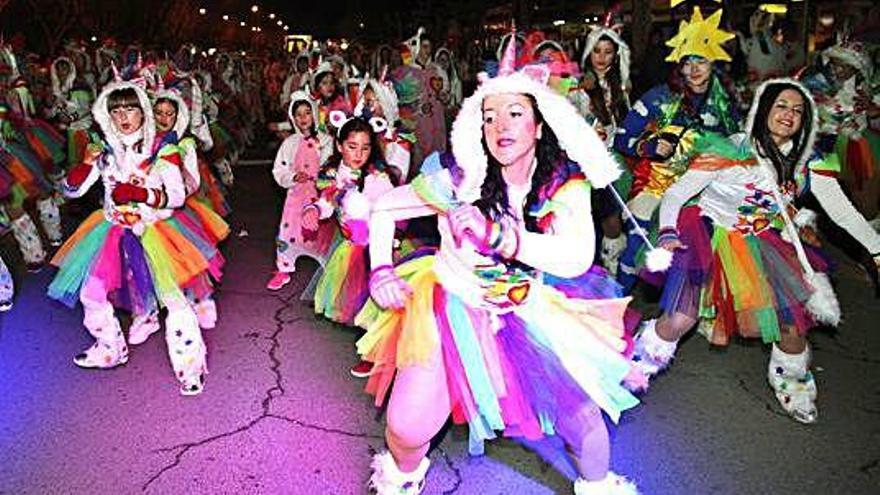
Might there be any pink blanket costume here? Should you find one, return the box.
[272,90,335,274]
[47,80,211,395]
[356,35,642,494]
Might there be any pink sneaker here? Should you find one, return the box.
[266,271,291,291]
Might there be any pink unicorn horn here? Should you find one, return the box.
[111,60,122,82]
[498,22,518,76]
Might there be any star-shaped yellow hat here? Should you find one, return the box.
[665,7,735,62]
[670,0,720,8]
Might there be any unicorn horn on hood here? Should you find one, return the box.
[111,60,122,82]
[498,23,518,76]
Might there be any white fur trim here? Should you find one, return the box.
[645,247,673,272]
[369,451,430,495]
[580,27,631,90]
[50,56,77,97]
[574,473,640,495]
[450,72,620,202]
[805,272,841,326]
[92,81,156,155]
[153,88,191,139]
[745,78,818,172]
[287,89,319,136]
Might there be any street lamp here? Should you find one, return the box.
[277,20,283,26]
[269,13,276,19]
[240,21,246,27]
[199,7,206,15]
[251,5,259,13]
[222,14,229,21]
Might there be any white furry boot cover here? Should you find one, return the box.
[632,319,678,377]
[767,344,818,424]
[369,451,430,495]
[574,473,640,495]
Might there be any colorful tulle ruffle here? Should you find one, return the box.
[355,255,638,452]
[661,206,831,346]
[48,210,221,315]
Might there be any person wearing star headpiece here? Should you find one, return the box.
[355,29,644,495]
[612,6,741,292]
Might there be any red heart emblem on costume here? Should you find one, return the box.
[507,283,530,305]
[752,218,769,232]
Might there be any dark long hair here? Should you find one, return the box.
[584,35,629,126]
[667,61,739,133]
[290,100,317,137]
[325,117,400,189]
[107,87,141,111]
[750,82,813,184]
[315,71,344,104]
[474,95,566,234]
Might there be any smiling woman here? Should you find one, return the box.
[634,78,880,426]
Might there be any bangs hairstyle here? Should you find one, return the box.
[291,99,317,135]
[107,87,142,111]
[326,117,400,186]
[751,82,813,183]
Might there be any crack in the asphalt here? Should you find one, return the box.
[859,459,879,475]
[142,288,378,492]
[437,447,464,495]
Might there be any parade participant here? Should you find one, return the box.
[632,79,880,424]
[803,40,880,219]
[312,61,352,134]
[356,69,414,180]
[433,47,463,120]
[579,18,632,275]
[125,79,229,345]
[304,115,399,378]
[47,76,212,396]
[49,55,95,165]
[0,255,12,311]
[393,28,447,174]
[613,7,740,291]
[357,34,642,494]
[267,89,335,291]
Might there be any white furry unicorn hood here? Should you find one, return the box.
[744,77,818,170]
[450,29,620,202]
[287,86,320,136]
[50,56,77,97]
[92,78,156,156]
[581,27,631,91]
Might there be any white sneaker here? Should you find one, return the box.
[128,313,161,345]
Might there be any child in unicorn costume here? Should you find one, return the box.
[266,88,335,291]
[47,73,212,396]
[123,67,229,344]
[357,30,644,495]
